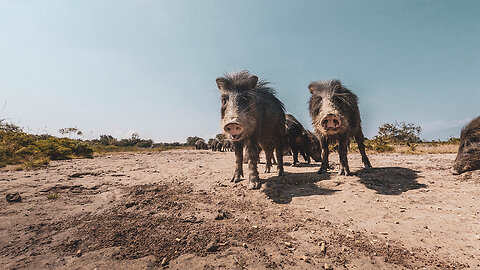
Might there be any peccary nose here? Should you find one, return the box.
[224,123,243,136]
[321,114,341,129]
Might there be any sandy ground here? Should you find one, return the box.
[1,150,479,269]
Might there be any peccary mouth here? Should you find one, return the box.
[324,127,339,134]
[230,134,243,141]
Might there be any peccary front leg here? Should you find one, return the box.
[275,144,285,176]
[355,131,372,169]
[318,136,329,174]
[231,141,244,183]
[247,140,261,189]
[291,145,300,166]
[338,135,351,176]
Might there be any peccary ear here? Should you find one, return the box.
[216,78,230,91]
[308,82,317,94]
[246,75,258,89]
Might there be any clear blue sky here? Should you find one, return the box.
[1,0,479,142]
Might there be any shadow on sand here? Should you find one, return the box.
[356,167,426,195]
[262,172,337,204]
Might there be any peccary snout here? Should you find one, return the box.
[321,114,341,130]
[224,122,244,140]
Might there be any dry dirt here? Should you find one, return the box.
[1,150,479,269]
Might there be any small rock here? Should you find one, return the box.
[299,255,310,263]
[76,250,82,257]
[215,210,230,220]
[320,242,326,254]
[206,241,219,252]
[242,243,248,248]
[125,201,136,208]
[379,232,388,235]
[324,262,332,269]
[161,257,168,266]
[284,242,293,248]
[6,192,21,203]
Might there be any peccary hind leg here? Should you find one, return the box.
[247,140,261,189]
[355,131,372,169]
[231,141,244,183]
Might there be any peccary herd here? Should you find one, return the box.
[196,70,478,189]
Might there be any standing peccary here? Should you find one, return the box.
[216,71,285,189]
[453,116,480,174]
[285,114,322,165]
[211,138,223,152]
[222,139,234,151]
[308,80,372,175]
[195,139,208,150]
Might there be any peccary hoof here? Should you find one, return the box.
[338,168,351,176]
[248,180,261,190]
[277,170,284,176]
[231,175,242,183]
[264,167,271,173]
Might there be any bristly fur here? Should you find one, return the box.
[460,116,480,144]
[308,80,359,120]
[454,116,480,173]
[220,70,285,111]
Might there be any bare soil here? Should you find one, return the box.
[1,150,479,269]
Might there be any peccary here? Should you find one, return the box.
[223,139,234,152]
[453,116,480,174]
[303,129,322,163]
[195,139,208,150]
[308,80,372,175]
[216,71,285,189]
[285,114,322,165]
[211,138,223,152]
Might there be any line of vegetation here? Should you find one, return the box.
[0,120,188,170]
[349,121,460,154]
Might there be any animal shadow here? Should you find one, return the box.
[262,172,337,204]
[356,167,426,195]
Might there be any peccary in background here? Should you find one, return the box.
[309,80,372,175]
[216,71,285,189]
[211,138,223,152]
[195,139,208,150]
[285,114,321,165]
[454,116,480,174]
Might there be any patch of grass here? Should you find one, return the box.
[47,193,59,200]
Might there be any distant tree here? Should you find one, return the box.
[186,136,203,146]
[375,121,422,143]
[0,120,22,132]
[59,127,83,138]
[98,135,117,146]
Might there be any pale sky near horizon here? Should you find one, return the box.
[1,0,479,142]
